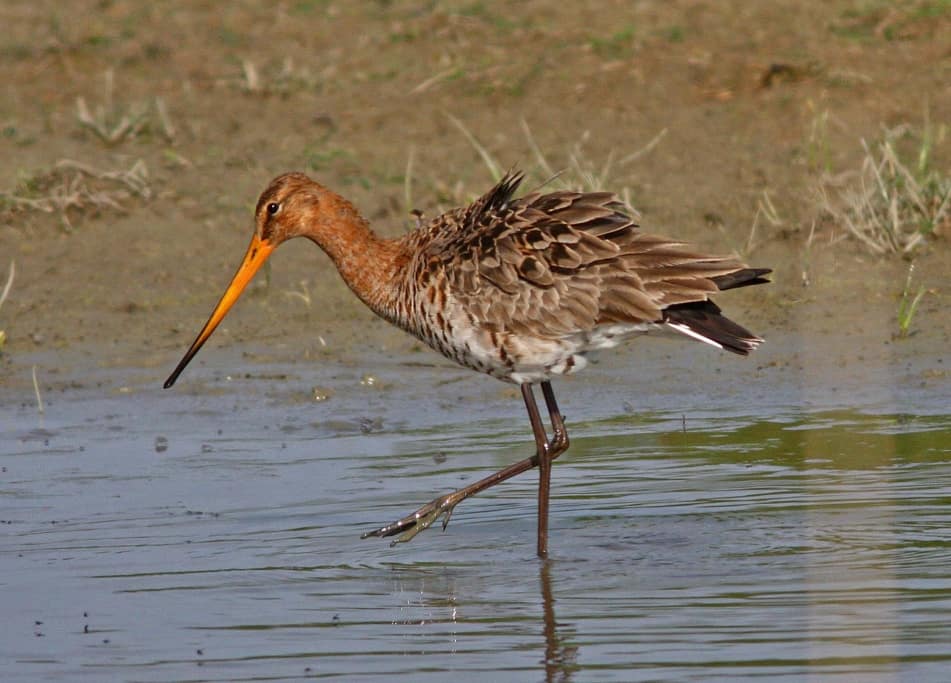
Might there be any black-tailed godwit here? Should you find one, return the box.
[165,171,770,557]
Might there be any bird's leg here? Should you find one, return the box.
[361,383,570,554]
[535,381,570,557]
[360,453,539,546]
[525,383,553,557]
[541,381,569,455]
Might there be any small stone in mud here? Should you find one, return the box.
[154,436,168,453]
[312,386,334,402]
[359,417,382,434]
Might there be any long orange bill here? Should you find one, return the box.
[164,234,275,388]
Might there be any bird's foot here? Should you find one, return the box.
[361,492,461,546]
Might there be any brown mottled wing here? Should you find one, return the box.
[426,172,758,339]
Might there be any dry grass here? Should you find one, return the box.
[817,122,950,255]
[741,189,783,257]
[0,159,151,231]
[31,364,45,414]
[0,260,13,352]
[75,69,175,145]
[520,118,667,199]
[232,57,323,96]
[438,115,666,215]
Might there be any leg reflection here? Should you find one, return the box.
[540,561,578,682]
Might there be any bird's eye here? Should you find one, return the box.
[266,202,280,216]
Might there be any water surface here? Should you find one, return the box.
[2,352,949,682]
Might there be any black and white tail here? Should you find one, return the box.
[663,268,771,356]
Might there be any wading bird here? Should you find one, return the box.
[165,171,769,557]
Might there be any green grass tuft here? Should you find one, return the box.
[897,264,926,338]
[589,25,636,58]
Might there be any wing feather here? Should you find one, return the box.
[413,171,769,344]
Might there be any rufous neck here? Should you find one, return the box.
[306,216,407,320]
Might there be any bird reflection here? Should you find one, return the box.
[540,561,578,682]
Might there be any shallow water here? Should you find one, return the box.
[2,351,950,682]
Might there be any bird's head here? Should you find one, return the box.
[164,172,340,388]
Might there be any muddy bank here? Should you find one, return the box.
[0,0,948,398]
